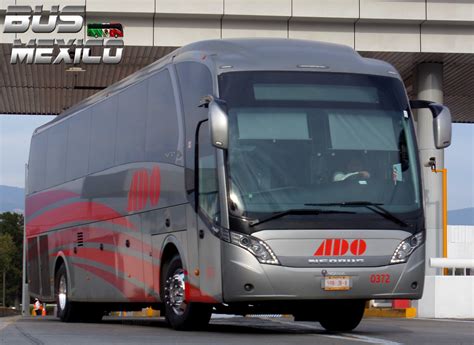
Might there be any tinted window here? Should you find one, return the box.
[89,97,118,173]
[221,71,421,230]
[28,133,47,192]
[66,109,91,181]
[116,81,147,165]
[45,121,67,187]
[176,62,213,194]
[145,69,180,164]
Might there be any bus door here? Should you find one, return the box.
[196,121,222,301]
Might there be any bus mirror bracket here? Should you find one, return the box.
[201,95,229,150]
[410,100,452,149]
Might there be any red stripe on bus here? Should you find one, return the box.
[45,226,158,261]
[63,248,143,275]
[73,262,156,302]
[185,282,219,304]
[26,190,78,217]
[26,201,136,236]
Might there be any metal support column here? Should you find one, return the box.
[415,62,444,276]
[22,164,29,316]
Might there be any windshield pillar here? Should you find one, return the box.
[217,148,230,229]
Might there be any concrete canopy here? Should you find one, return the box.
[0,44,473,123]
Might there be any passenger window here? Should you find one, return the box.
[116,81,147,165]
[45,121,67,187]
[66,109,91,181]
[89,97,118,173]
[145,69,180,164]
[28,132,48,192]
[198,122,220,223]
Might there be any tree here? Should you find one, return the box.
[0,233,15,307]
[0,212,24,307]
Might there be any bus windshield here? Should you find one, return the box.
[219,71,422,229]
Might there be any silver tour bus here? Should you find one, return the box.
[26,39,451,331]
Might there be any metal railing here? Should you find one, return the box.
[430,258,474,276]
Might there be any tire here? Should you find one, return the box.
[162,255,212,331]
[55,264,80,322]
[318,300,366,332]
[55,264,104,323]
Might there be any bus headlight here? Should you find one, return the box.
[391,232,424,264]
[230,232,280,265]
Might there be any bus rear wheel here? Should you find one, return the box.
[55,264,81,322]
[55,264,104,323]
[162,255,211,330]
[318,300,366,332]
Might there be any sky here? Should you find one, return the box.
[0,115,473,210]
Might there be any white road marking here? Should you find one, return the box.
[268,317,403,345]
[339,333,403,345]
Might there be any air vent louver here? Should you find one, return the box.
[76,232,84,247]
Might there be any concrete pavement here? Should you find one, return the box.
[1,315,473,345]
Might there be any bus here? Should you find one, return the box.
[26,38,452,331]
[87,23,124,38]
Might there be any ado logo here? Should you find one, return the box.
[313,239,367,256]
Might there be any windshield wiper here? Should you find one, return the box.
[305,201,409,228]
[248,208,355,227]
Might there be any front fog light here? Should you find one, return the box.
[391,232,424,264]
[230,232,280,265]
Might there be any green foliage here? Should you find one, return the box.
[0,233,15,268]
[0,212,24,307]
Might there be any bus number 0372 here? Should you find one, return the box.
[369,274,391,284]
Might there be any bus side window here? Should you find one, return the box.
[198,121,220,223]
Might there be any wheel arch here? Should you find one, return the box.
[53,252,71,291]
[159,235,187,289]
[160,235,186,269]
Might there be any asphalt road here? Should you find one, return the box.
[1,315,473,345]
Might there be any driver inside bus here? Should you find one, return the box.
[333,157,370,182]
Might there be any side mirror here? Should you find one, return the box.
[202,96,229,149]
[410,100,452,149]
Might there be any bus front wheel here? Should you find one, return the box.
[162,255,212,330]
[318,300,366,332]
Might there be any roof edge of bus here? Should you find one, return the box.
[33,49,178,134]
[33,38,395,135]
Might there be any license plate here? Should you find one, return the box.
[322,276,351,291]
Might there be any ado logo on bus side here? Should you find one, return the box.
[4,5,123,64]
[127,167,161,212]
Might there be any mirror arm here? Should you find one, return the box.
[409,100,443,118]
[199,95,227,108]
[410,100,432,109]
[199,95,214,108]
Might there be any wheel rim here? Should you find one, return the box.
[58,275,67,310]
[165,268,187,316]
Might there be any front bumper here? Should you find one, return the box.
[222,242,425,302]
